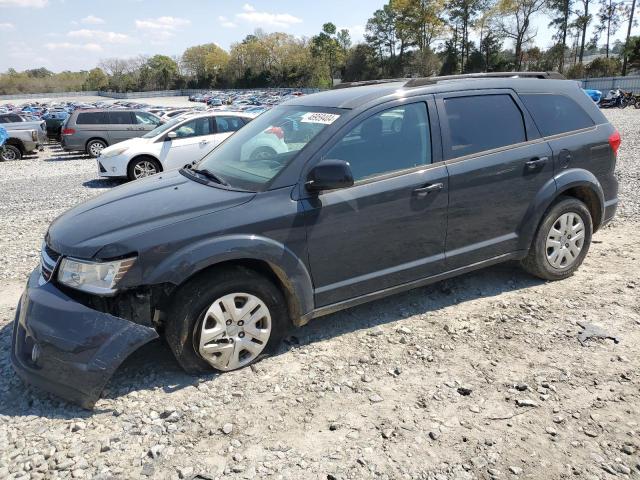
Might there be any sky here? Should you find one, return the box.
[0,0,633,73]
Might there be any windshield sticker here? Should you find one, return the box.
[300,112,341,125]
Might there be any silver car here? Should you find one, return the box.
[61,109,162,158]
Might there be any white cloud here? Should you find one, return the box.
[81,14,105,25]
[68,29,130,44]
[135,16,190,31]
[44,42,102,52]
[0,22,15,30]
[0,0,48,7]
[218,15,236,28]
[135,16,190,43]
[236,3,302,29]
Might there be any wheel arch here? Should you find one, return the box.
[518,168,605,251]
[128,154,163,174]
[143,234,314,327]
[6,138,25,153]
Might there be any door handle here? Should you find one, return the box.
[525,157,548,169]
[413,182,444,196]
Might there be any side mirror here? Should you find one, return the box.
[306,159,354,192]
[166,131,177,141]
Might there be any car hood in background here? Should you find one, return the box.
[47,169,255,259]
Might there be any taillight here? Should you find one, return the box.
[265,126,284,139]
[62,128,76,136]
[609,130,621,156]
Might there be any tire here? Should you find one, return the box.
[86,139,107,158]
[1,145,22,161]
[164,266,290,375]
[520,197,593,281]
[127,156,162,181]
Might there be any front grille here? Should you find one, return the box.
[41,243,61,282]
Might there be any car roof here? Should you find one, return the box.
[284,75,580,110]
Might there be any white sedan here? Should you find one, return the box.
[97,112,253,181]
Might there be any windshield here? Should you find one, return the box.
[142,116,183,139]
[195,106,342,191]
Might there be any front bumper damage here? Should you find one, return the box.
[11,269,159,409]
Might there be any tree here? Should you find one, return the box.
[343,44,381,81]
[592,0,623,57]
[311,23,342,86]
[622,0,637,74]
[366,4,398,72]
[83,68,108,91]
[622,34,640,71]
[182,43,229,87]
[447,0,488,72]
[497,0,547,70]
[146,55,179,90]
[574,0,594,62]
[586,55,622,75]
[547,0,574,72]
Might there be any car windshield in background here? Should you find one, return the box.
[194,106,343,191]
[142,116,182,138]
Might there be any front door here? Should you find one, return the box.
[161,116,217,170]
[436,90,555,269]
[107,111,136,143]
[304,99,450,307]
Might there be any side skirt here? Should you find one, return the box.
[299,251,526,325]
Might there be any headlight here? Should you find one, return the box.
[101,147,128,158]
[57,256,136,295]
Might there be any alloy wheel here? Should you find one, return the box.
[546,212,585,269]
[1,148,17,161]
[197,292,272,371]
[133,160,158,179]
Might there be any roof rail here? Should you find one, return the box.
[332,78,405,89]
[404,71,565,88]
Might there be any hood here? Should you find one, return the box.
[47,169,255,259]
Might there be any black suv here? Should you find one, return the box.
[12,73,620,407]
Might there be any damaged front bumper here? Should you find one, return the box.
[11,268,159,409]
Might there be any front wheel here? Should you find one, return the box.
[164,266,290,374]
[127,157,161,181]
[520,197,593,281]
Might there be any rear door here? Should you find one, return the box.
[160,116,216,171]
[107,111,136,143]
[436,90,554,268]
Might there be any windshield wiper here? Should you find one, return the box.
[184,164,229,186]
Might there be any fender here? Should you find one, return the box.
[517,168,604,251]
[143,234,315,324]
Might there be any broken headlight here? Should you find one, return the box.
[57,256,136,295]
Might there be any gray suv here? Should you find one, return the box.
[61,109,162,157]
[11,73,619,408]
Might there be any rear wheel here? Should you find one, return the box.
[1,145,22,161]
[127,157,161,181]
[521,197,593,281]
[164,266,290,374]
[86,139,107,158]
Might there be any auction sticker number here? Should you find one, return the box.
[301,112,341,125]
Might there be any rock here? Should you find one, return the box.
[177,466,194,479]
[396,326,412,335]
[469,405,481,413]
[457,387,473,396]
[429,431,440,440]
[516,399,538,408]
[584,429,599,438]
[546,427,558,436]
[369,393,384,403]
[222,423,234,435]
[148,445,163,459]
[509,466,523,475]
[621,445,635,455]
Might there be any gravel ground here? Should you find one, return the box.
[0,110,638,480]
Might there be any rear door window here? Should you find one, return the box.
[441,94,526,159]
[215,116,246,133]
[173,117,213,139]
[520,94,595,136]
[76,112,108,125]
[108,111,134,125]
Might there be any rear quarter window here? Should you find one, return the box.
[76,112,108,125]
[520,94,594,137]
